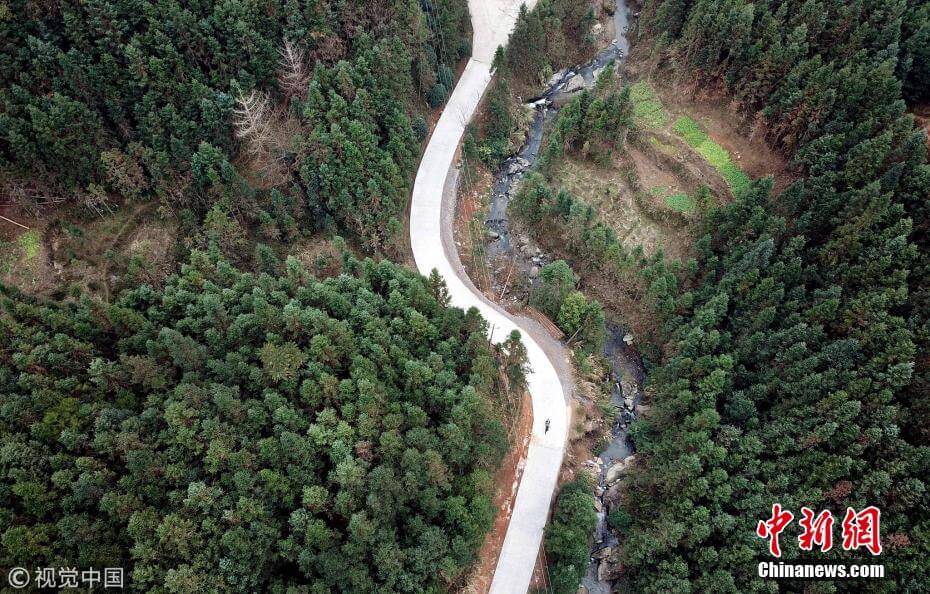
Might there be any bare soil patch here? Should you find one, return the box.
[1,201,177,300]
[454,165,496,295]
[118,220,181,289]
[630,146,689,196]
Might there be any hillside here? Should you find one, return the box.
[616,1,930,592]
[1,0,471,267]
[459,0,930,591]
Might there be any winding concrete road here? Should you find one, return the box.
[409,2,572,592]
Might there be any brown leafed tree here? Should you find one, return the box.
[232,87,296,185]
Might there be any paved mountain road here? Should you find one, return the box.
[408,2,572,593]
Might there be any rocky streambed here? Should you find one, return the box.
[581,321,646,593]
[483,28,628,305]
[475,2,644,592]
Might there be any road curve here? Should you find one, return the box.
[409,2,571,592]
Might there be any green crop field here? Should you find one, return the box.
[631,82,668,129]
[673,116,752,196]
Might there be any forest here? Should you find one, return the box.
[0,251,526,592]
[2,0,930,591]
[0,0,471,251]
[610,1,930,592]
[0,1,540,591]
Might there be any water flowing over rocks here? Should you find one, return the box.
[474,2,639,590]
[605,455,635,485]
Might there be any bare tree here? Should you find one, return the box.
[232,88,273,157]
[232,85,299,186]
[2,178,68,214]
[278,40,309,99]
[231,40,310,185]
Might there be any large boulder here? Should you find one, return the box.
[549,68,568,87]
[604,481,623,510]
[598,547,625,582]
[507,157,530,175]
[620,376,638,403]
[605,455,635,485]
[604,463,623,485]
[563,74,585,94]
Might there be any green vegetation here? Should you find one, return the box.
[16,231,40,261]
[530,260,606,353]
[1,230,43,281]
[472,0,594,168]
[629,80,753,199]
[530,260,578,320]
[509,3,930,591]
[540,70,635,168]
[556,291,606,350]
[612,1,930,591]
[505,0,596,87]
[649,186,697,213]
[477,78,517,166]
[630,81,669,129]
[0,252,525,591]
[514,173,682,334]
[664,192,696,213]
[530,261,605,352]
[0,0,472,252]
[673,116,752,196]
[543,476,597,594]
[649,136,679,155]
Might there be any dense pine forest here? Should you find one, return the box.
[0,252,525,591]
[0,1,533,590]
[612,1,930,592]
[0,0,470,250]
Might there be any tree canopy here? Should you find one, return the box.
[614,1,930,591]
[0,253,523,592]
[0,0,471,250]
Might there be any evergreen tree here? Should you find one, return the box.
[0,252,524,592]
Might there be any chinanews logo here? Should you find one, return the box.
[754,504,885,580]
